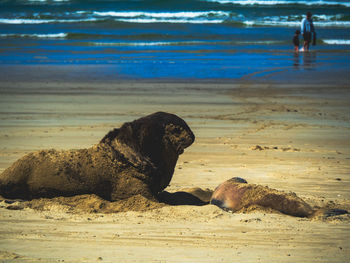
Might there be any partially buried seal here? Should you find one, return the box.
[0,112,195,201]
[211,177,314,217]
[211,178,348,218]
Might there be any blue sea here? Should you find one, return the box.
[0,0,350,80]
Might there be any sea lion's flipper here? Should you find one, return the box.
[311,208,348,220]
[110,172,156,202]
[323,208,348,217]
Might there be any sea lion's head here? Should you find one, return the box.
[161,115,195,156]
[112,112,194,158]
[101,112,195,193]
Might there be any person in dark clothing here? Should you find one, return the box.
[293,29,300,52]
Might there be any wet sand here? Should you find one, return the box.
[0,76,350,262]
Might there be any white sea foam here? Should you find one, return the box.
[91,41,207,46]
[277,14,346,22]
[237,40,283,44]
[242,20,298,26]
[28,0,69,2]
[117,18,224,24]
[242,15,350,27]
[1,11,348,27]
[0,33,67,38]
[0,18,51,24]
[204,0,350,7]
[93,11,229,18]
[92,11,230,23]
[243,20,350,27]
[91,40,283,46]
[314,21,350,27]
[0,11,229,24]
[0,18,97,24]
[323,39,350,45]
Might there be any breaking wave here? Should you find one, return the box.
[322,39,350,44]
[0,33,67,38]
[203,0,350,7]
[1,12,349,28]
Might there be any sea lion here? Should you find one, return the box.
[210,177,314,217]
[0,112,195,201]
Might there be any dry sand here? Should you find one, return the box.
[0,80,349,262]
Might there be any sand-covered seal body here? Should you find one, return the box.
[211,177,313,217]
[0,112,195,201]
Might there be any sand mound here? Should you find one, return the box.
[28,194,165,213]
[1,188,212,214]
[0,187,213,214]
[1,186,348,222]
[0,187,212,214]
[1,194,164,214]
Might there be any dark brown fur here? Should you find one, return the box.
[0,112,195,201]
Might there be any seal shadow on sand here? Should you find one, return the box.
[158,187,213,206]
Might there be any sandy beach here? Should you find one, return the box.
[1,0,350,261]
[0,74,349,262]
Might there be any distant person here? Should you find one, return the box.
[301,11,316,51]
[293,29,300,52]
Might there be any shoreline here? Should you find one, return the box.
[1,46,350,85]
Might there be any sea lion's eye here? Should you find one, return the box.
[165,124,182,134]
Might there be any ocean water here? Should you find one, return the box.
[0,0,350,80]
